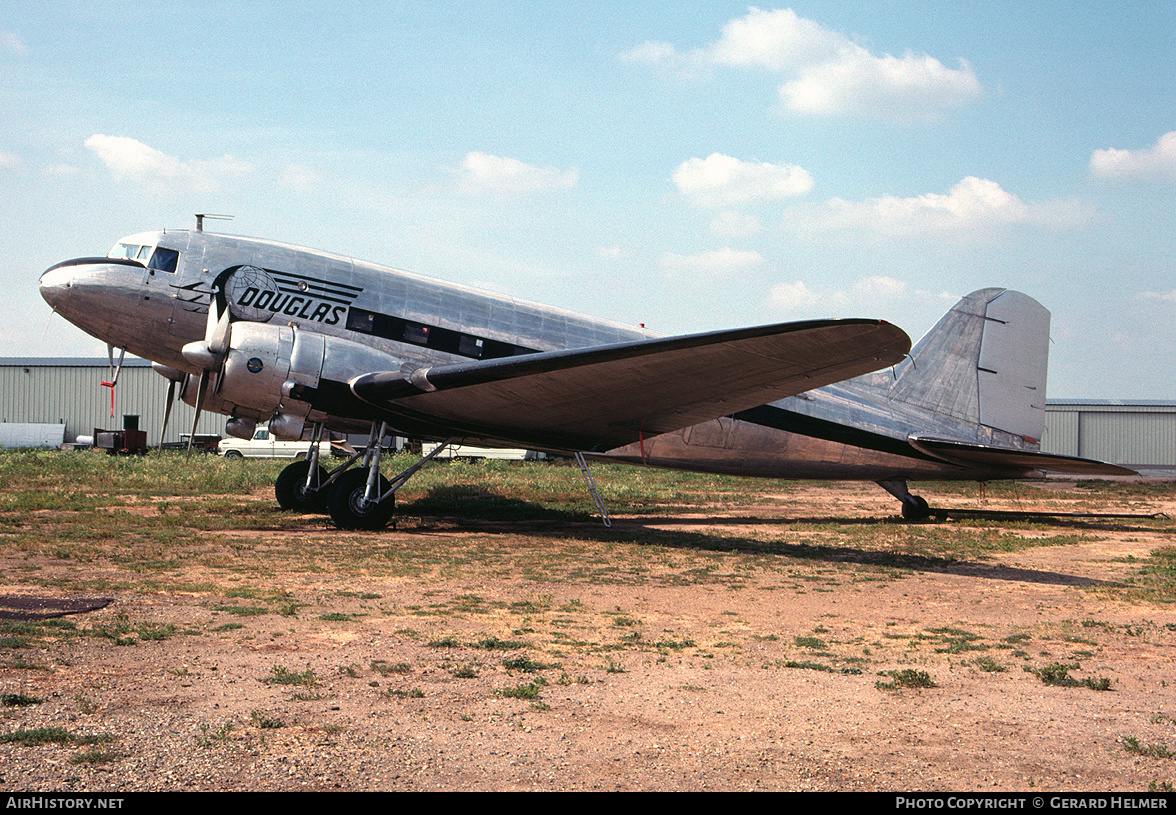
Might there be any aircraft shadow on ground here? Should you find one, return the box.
[394,489,1138,589]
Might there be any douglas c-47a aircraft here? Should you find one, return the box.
[39,224,1133,529]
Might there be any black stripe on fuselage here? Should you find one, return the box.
[732,403,941,464]
[345,307,540,361]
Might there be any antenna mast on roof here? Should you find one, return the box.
[195,213,233,232]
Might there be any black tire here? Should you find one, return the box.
[901,494,931,521]
[223,450,243,460]
[275,460,329,513]
[327,467,395,530]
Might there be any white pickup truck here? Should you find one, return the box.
[217,426,326,459]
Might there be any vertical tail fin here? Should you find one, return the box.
[889,288,1050,443]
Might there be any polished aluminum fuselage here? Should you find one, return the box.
[39,230,1022,483]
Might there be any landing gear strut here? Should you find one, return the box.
[877,479,933,521]
[275,423,332,512]
[314,422,456,531]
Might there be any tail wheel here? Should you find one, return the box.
[327,467,395,530]
[901,494,931,521]
[275,460,329,513]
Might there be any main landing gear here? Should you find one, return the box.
[877,479,933,521]
[273,422,454,531]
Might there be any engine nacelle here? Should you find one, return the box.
[183,322,404,441]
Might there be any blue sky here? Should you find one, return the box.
[3,2,1174,398]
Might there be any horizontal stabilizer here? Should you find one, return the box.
[351,319,911,452]
[909,437,1137,477]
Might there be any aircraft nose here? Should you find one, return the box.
[39,263,74,310]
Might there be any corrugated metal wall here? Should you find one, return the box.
[0,360,224,444]
[1043,402,1176,467]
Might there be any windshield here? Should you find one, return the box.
[107,242,179,273]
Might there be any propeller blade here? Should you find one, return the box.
[205,278,232,355]
[207,305,231,357]
[187,371,210,458]
[158,379,177,452]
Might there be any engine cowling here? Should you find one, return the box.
[181,322,403,440]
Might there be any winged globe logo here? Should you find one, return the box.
[216,265,358,326]
[225,266,280,322]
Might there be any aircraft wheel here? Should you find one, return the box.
[901,494,931,521]
[327,467,395,530]
[275,460,329,513]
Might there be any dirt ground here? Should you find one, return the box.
[2,479,1176,792]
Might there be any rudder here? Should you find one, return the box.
[889,289,1049,443]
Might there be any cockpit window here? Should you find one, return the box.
[147,247,179,273]
[136,245,152,260]
[109,242,141,259]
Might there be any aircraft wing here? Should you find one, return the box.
[908,437,1138,477]
[350,319,911,452]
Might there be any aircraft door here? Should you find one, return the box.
[166,241,210,340]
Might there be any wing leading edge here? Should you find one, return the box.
[349,319,911,453]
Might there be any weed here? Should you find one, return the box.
[0,727,112,746]
[472,636,527,650]
[876,669,936,691]
[196,722,234,747]
[0,693,41,707]
[499,680,544,699]
[250,710,284,729]
[1026,662,1113,690]
[502,656,549,673]
[428,635,462,648]
[265,665,317,686]
[654,637,695,650]
[1122,736,1175,759]
[70,748,121,765]
[794,635,827,649]
[783,660,835,672]
[971,656,1007,673]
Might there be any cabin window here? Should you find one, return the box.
[458,335,484,358]
[404,323,430,345]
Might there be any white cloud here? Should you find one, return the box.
[0,151,20,172]
[673,153,813,208]
[659,247,765,278]
[623,7,981,121]
[779,49,981,119]
[710,210,761,238]
[766,275,910,315]
[84,134,252,193]
[1140,289,1176,304]
[801,177,1086,236]
[1089,131,1176,181]
[765,279,822,312]
[278,163,323,191]
[456,151,577,196]
[1,31,25,57]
